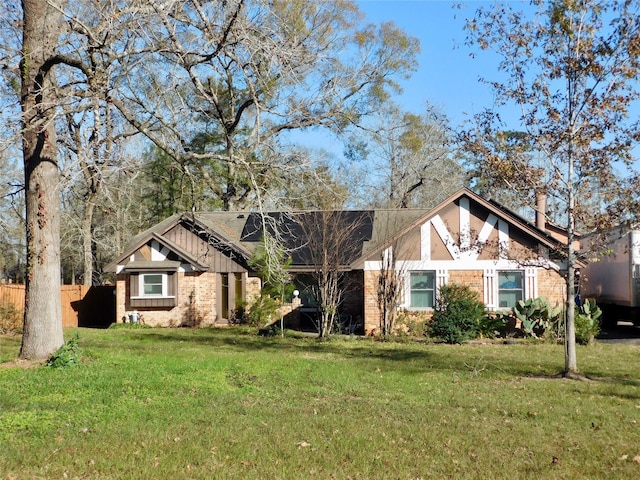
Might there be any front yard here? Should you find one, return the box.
[1,327,639,479]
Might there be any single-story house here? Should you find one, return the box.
[106,188,571,333]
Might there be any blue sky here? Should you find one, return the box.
[355,0,527,127]
[294,1,515,158]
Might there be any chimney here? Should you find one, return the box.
[535,191,547,232]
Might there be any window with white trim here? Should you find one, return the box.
[142,274,165,296]
[134,273,175,298]
[498,271,523,309]
[410,271,436,308]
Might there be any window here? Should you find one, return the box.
[410,271,435,308]
[127,264,179,308]
[131,272,176,300]
[143,274,164,296]
[498,271,523,308]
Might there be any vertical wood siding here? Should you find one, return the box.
[164,224,247,273]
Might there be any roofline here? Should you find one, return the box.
[105,212,253,273]
[349,187,571,269]
[179,213,254,260]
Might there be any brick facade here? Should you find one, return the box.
[448,270,484,300]
[361,267,566,335]
[363,270,380,335]
[537,268,566,309]
[117,271,219,327]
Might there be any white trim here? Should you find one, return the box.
[150,240,168,261]
[525,267,538,299]
[498,220,509,259]
[382,246,393,266]
[459,197,471,252]
[365,258,559,272]
[477,214,498,247]
[420,221,430,261]
[436,269,448,291]
[484,268,496,309]
[431,215,461,260]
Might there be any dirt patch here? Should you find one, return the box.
[0,358,46,369]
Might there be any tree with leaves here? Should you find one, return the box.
[462,0,640,376]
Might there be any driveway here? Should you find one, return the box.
[598,322,640,345]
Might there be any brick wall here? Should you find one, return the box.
[448,270,484,300]
[117,271,219,327]
[115,274,127,324]
[537,268,566,309]
[362,267,566,335]
[363,270,380,335]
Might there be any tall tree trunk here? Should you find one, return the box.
[81,201,95,286]
[19,0,64,359]
[565,148,578,375]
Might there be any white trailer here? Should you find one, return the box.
[580,228,640,326]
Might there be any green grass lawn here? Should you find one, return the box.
[1,327,639,479]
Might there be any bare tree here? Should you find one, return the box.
[114,0,420,211]
[12,0,159,358]
[377,244,401,337]
[4,0,419,358]
[296,210,371,338]
[346,102,464,209]
[462,0,640,376]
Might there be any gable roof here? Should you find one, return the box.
[107,188,571,273]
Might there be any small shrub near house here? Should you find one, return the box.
[395,310,431,337]
[430,284,485,344]
[478,312,513,339]
[514,297,562,338]
[247,294,280,327]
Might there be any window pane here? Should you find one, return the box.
[498,291,522,308]
[143,274,163,295]
[411,290,434,308]
[497,271,523,309]
[499,271,522,289]
[410,272,435,308]
[411,272,434,289]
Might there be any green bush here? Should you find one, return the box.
[478,313,510,338]
[247,294,280,327]
[430,284,485,344]
[46,333,81,369]
[575,298,602,345]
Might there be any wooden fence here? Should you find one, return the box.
[0,284,114,328]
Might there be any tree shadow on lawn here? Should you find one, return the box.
[119,328,575,379]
